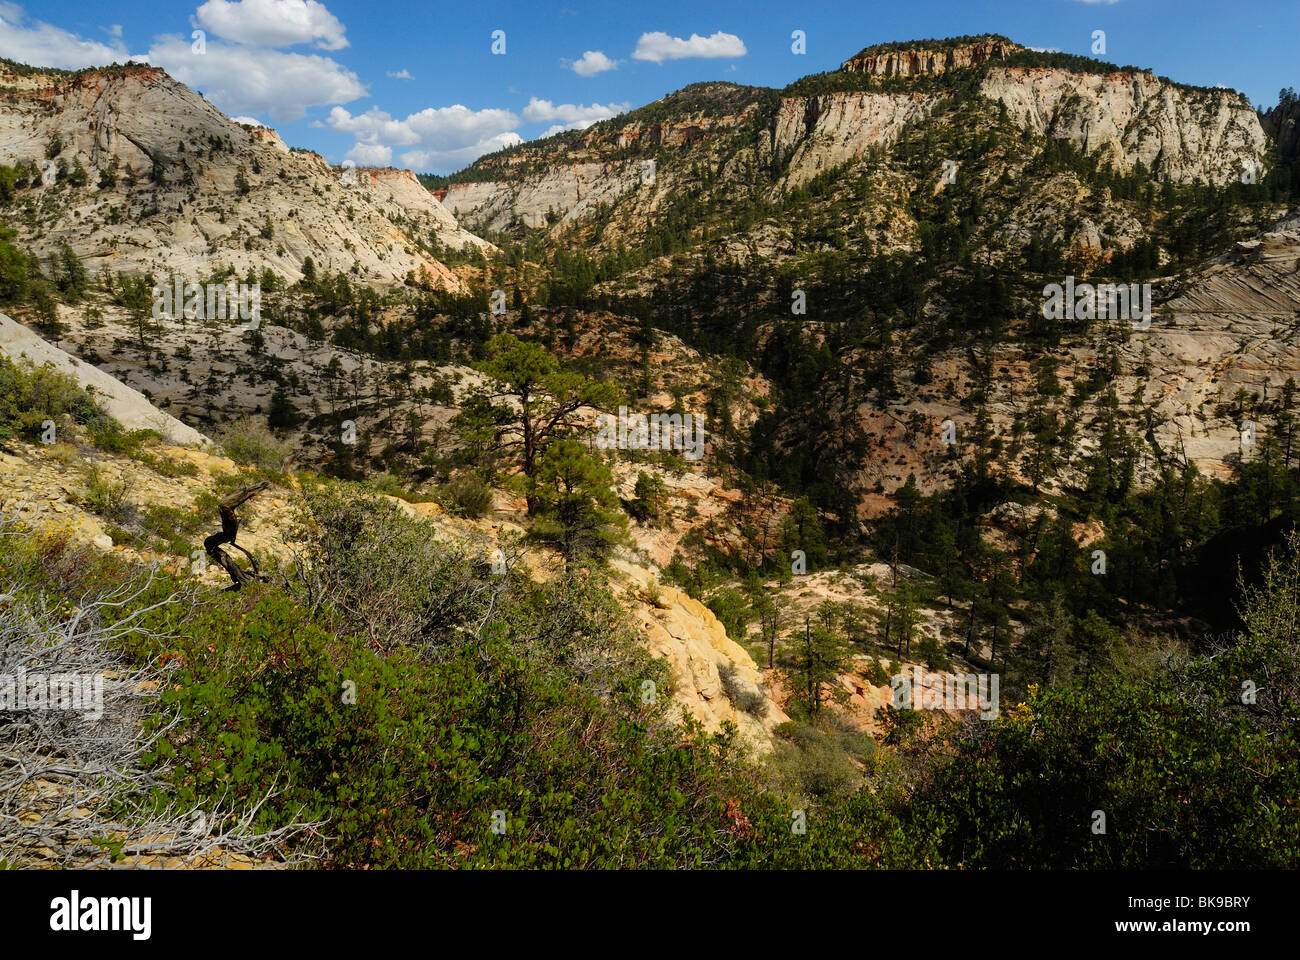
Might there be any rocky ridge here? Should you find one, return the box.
[445,36,1268,233]
[0,63,486,287]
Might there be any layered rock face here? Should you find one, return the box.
[0,64,485,287]
[444,161,641,233]
[1129,213,1300,478]
[447,38,1268,233]
[767,65,1265,192]
[766,91,938,189]
[841,37,1021,77]
[981,68,1266,185]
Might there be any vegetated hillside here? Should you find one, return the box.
[3,346,1298,868]
[0,59,489,289]
[435,37,1294,514]
[1,36,1299,870]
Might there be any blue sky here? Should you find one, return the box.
[2,0,1296,174]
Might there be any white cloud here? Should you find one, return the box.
[632,30,746,63]
[232,114,265,126]
[387,68,412,79]
[521,97,629,127]
[144,35,365,122]
[399,132,522,172]
[345,142,391,166]
[194,0,348,51]
[0,3,130,69]
[569,49,618,76]
[327,102,523,173]
[1028,45,1062,53]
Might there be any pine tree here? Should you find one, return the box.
[530,438,626,564]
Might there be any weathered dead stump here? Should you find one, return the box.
[203,481,270,589]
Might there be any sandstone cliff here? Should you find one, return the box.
[841,36,1021,77]
[446,36,1268,234]
[445,161,640,233]
[766,91,939,189]
[981,67,1265,185]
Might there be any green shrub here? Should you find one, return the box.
[719,662,768,717]
[0,353,105,444]
[766,721,865,800]
[215,417,291,470]
[706,587,752,641]
[79,468,135,524]
[139,503,206,555]
[134,450,200,477]
[88,420,156,456]
[445,471,492,517]
[919,634,951,671]
[863,656,891,687]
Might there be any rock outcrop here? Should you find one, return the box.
[767,91,939,189]
[981,67,1266,185]
[445,161,640,233]
[612,559,789,755]
[447,35,1267,234]
[842,37,1020,77]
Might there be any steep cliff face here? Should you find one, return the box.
[767,64,1265,193]
[444,102,748,233]
[360,167,493,252]
[444,160,641,233]
[0,64,484,287]
[766,91,940,189]
[1264,97,1300,164]
[981,67,1266,185]
[842,37,1021,77]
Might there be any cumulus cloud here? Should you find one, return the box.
[0,2,130,69]
[398,132,522,173]
[632,30,746,63]
[345,142,392,166]
[232,114,265,126]
[569,49,618,76]
[327,102,523,173]
[144,34,365,122]
[386,68,412,79]
[194,0,348,51]
[521,97,629,127]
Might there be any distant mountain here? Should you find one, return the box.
[443,34,1267,244]
[0,60,489,289]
